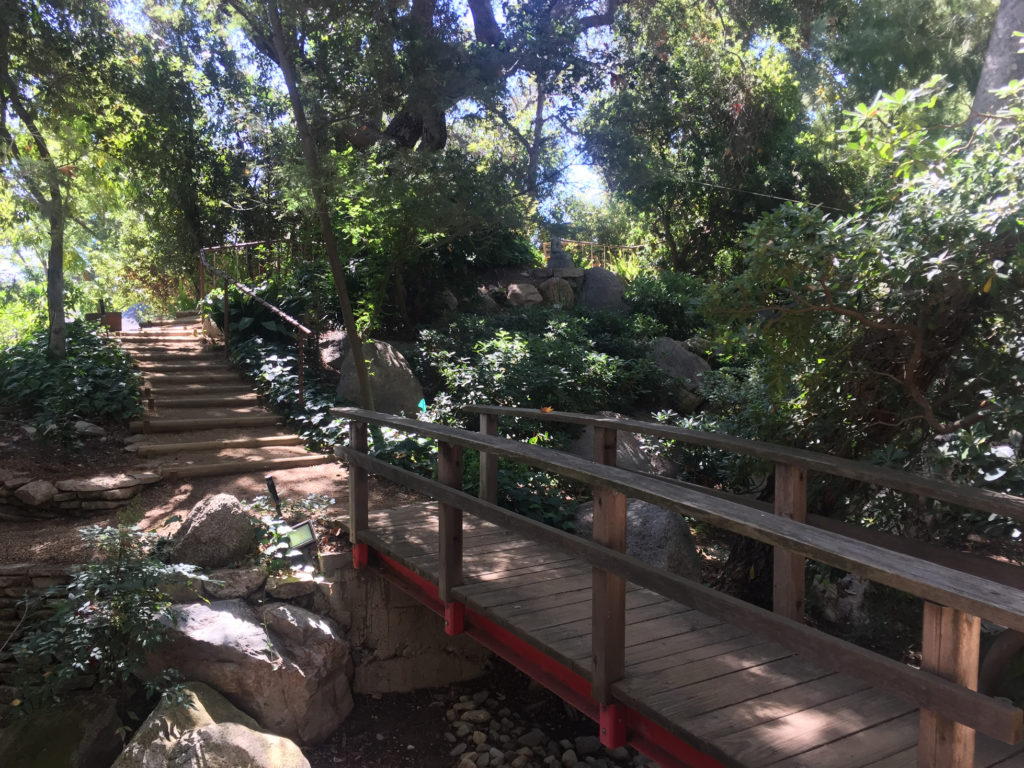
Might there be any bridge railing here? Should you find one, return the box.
[333,406,1024,766]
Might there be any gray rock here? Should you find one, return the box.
[574,736,602,756]
[204,566,267,599]
[506,283,543,307]
[0,693,122,768]
[647,337,710,391]
[577,268,625,313]
[74,419,106,436]
[440,288,459,311]
[539,277,575,307]
[266,571,318,599]
[575,500,701,581]
[112,681,260,768]
[14,479,57,507]
[169,494,256,568]
[319,329,348,371]
[336,340,425,416]
[567,412,678,477]
[148,600,353,745]
[168,722,310,768]
[813,572,871,626]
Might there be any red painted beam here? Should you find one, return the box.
[374,553,728,768]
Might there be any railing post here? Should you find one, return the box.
[222,277,230,355]
[918,602,981,768]
[198,252,205,300]
[591,425,627,748]
[438,440,465,635]
[479,413,498,504]
[297,332,305,408]
[773,462,807,621]
[349,421,369,570]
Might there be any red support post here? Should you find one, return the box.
[349,420,369,570]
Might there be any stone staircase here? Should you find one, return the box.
[119,316,332,480]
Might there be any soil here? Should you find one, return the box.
[0,421,418,564]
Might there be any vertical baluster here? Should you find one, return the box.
[222,278,230,356]
[773,463,807,621]
[349,420,369,570]
[591,425,627,748]
[438,441,465,634]
[479,413,498,504]
[918,603,981,768]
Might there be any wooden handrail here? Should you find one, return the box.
[333,407,1024,633]
[335,434,1023,745]
[463,405,1024,524]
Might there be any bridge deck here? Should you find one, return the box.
[363,502,1024,768]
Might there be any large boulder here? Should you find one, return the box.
[168,723,310,768]
[336,340,425,415]
[319,329,348,371]
[168,494,256,568]
[14,479,57,506]
[506,282,543,307]
[147,600,353,745]
[577,267,626,313]
[575,499,701,581]
[112,681,262,768]
[539,277,575,307]
[647,336,711,413]
[0,693,122,768]
[566,412,678,477]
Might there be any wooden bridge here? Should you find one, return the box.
[332,405,1024,768]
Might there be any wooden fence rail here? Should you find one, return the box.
[333,406,1024,767]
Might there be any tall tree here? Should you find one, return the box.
[972,0,1024,119]
[0,0,119,356]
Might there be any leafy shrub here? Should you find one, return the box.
[624,270,705,340]
[8,524,194,714]
[0,321,142,445]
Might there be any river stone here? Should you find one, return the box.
[336,340,425,416]
[169,494,256,568]
[14,479,58,506]
[577,267,625,313]
[539,277,575,306]
[111,681,261,768]
[575,499,701,581]
[506,283,543,307]
[74,420,106,436]
[148,600,353,745]
[0,693,122,768]
[168,722,310,768]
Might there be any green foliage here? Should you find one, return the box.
[8,524,193,714]
[247,494,333,574]
[624,270,705,340]
[0,274,44,347]
[414,308,666,429]
[0,322,142,444]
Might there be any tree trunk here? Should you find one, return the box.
[46,193,67,358]
[265,1,374,410]
[971,0,1024,122]
[526,80,546,198]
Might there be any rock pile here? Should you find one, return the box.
[0,470,161,521]
[443,688,653,768]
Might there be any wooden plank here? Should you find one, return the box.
[562,609,733,664]
[625,633,779,678]
[461,405,1024,523]
[507,589,661,635]
[458,562,588,592]
[768,711,919,768]
[438,441,463,602]
[479,413,498,504]
[644,656,836,724]
[774,463,807,621]
[861,748,916,767]
[680,673,871,739]
[336,421,1024,633]
[918,602,982,768]
[465,572,599,609]
[339,447,1024,744]
[715,689,915,766]
[529,598,687,649]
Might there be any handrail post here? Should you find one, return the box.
[198,252,205,300]
[479,413,498,504]
[439,440,465,635]
[918,602,981,768]
[773,462,807,621]
[222,277,230,356]
[591,425,627,749]
[297,332,305,408]
[349,421,369,570]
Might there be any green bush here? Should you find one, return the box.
[624,270,705,340]
[0,322,142,445]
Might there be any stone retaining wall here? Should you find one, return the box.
[0,563,72,678]
[0,471,161,521]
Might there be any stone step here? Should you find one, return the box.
[152,395,258,408]
[143,372,241,383]
[129,414,281,433]
[158,453,332,480]
[135,434,305,456]
[146,384,252,397]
